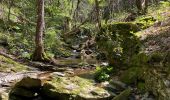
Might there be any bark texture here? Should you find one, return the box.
[33,0,47,61]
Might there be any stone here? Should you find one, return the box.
[120,67,143,84]
[0,88,8,100]
[112,88,132,100]
[41,76,114,100]
[9,77,42,100]
[52,72,65,77]
[15,77,41,89]
[9,87,37,98]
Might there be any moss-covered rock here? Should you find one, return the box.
[120,67,143,84]
[143,69,170,100]
[112,88,131,100]
[105,22,140,34]
[149,52,164,63]
[137,82,146,92]
[96,22,141,66]
[135,16,156,29]
[42,76,113,100]
[0,55,29,72]
[121,66,170,99]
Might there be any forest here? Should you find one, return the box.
[0,0,170,100]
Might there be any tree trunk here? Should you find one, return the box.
[8,0,13,21]
[136,0,142,14]
[95,0,101,30]
[33,0,48,61]
[136,0,148,14]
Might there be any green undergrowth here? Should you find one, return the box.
[134,1,170,34]
[0,3,20,22]
[0,55,29,72]
[95,66,113,82]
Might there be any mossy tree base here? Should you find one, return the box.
[32,51,50,62]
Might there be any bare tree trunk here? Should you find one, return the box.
[95,0,101,30]
[136,0,148,14]
[142,0,148,14]
[136,0,142,14]
[7,0,13,21]
[33,0,48,61]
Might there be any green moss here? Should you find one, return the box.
[148,52,164,63]
[42,76,111,100]
[120,67,143,84]
[112,88,131,100]
[101,22,140,35]
[130,53,149,67]
[135,16,156,29]
[0,55,29,72]
[96,22,141,66]
[137,82,146,92]
[45,76,94,94]
[143,69,170,100]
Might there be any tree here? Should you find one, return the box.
[32,0,48,61]
[95,0,101,29]
[136,0,148,14]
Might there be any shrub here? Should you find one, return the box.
[94,66,113,82]
[96,22,141,66]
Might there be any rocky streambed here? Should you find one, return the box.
[0,70,127,100]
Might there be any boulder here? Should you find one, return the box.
[9,87,37,98]
[0,88,8,100]
[120,67,143,84]
[9,77,42,99]
[14,77,41,89]
[96,22,141,66]
[143,69,170,100]
[112,88,131,100]
[120,67,170,100]
[41,76,114,100]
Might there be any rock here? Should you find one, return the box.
[52,72,65,77]
[9,77,42,100]
[120,67,143,84]
[14,77,41,89]
[143,69,170,100]
[42,76,114,100]
[96,22,141,66]
[9,87,37,98]
[0,88,8,100]
[0,93,8,100]
[110,80,127,89]
[112,88,132,100]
